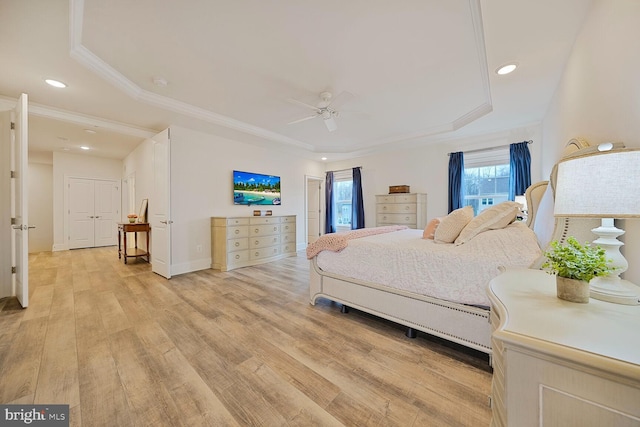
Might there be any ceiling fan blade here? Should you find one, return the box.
[286,98,320,111]
[326,91,354,110]
[288,115,318,125]
[324,116,338,132]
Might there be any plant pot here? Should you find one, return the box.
[556,276,590,303]
[129,218,136,223]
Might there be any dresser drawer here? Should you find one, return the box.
[226,217,250,226]
[227,226,249,239]
[281,223,296,234]
[228,250,250,266]
[250,246,280,260]
[228,238,248,251]
[281,216,296,224]
[281,242,296,254]
[250,235,280,249]
[377,213,416,225]
[251,224,281,236]
[377,203,417,214]
[376,194,418,204]
[250,217,281,225]
[281,232,296,244]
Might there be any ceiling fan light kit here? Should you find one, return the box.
[287,91,355,132]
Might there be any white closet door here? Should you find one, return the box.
[94,180,119,247]
[69,178,95,249]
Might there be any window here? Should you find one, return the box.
[463,148,510,215]
[333,170,353,230]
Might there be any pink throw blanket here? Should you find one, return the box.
[306,225,409,259]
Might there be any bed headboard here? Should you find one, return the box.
[527,138,625,269]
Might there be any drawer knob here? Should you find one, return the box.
[255,228,259,233]
[235,254,240,260]
[235,229,240,234]
[405,216,409,220]
[273,227,277,231]
[235,242,240,247]
[255,252,260,256]
[255,241,259,245]
[382,206,387,211]
[405,206,410,211]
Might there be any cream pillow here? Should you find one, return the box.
[422,217,442,239]
[454,201,520,245]
[434,206,474,243]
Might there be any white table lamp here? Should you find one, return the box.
[554,145,640,305]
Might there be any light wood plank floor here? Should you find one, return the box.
[0,247,492,426]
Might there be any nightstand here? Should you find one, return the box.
[488,268,640,427]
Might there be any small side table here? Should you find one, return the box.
[118,222,150,264]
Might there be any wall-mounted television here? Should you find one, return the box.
[233,170,281,206]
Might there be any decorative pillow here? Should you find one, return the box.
[454,201,521,245]
[434,206,474,243]
[422,217,443,239]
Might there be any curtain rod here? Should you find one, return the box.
[447,140,533,156]
[327,166,363,173]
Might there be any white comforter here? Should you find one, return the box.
[315,222,542,307]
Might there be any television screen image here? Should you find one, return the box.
[233,170,281,206]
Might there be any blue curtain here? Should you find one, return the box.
[448,151,464,213]
[325,171,335,233]
[508,141,531,200]
[351,167,365,229]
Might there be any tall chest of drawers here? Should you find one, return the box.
[211,215,296,271]
[375,193,427,229]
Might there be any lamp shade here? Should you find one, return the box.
[554,148,640,218]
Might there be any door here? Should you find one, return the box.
[306,176,322,244]
[68,178,120,249]
[151,129,171,279]
[94,180,119,247]
[0,112,12,299]
[13,94,29,307]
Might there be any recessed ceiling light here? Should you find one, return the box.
[80,146,90,150]
[321,157,327,161]
[84,129,97,134]
[496,63,517,75]
[45,79,67,88]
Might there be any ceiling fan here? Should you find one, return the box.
[287,91,355,132]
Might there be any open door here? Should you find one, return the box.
[150,129,171,279]
[12,94,29,307]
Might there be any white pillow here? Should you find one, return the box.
[454,202,520,245]
[434,206,474,243]
[533,184,555,250]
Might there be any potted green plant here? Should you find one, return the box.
[542,237,613,303]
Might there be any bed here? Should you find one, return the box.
[308,138,605,360]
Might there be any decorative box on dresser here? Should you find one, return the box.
[211,215,296,271]
[488,269,640,427]
[375,193,427,229]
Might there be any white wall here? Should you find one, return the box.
[28,161,53,252]
[541,0,640,284]
[326,125,542,225]
[52,152,122,251]
[166,126,326,275]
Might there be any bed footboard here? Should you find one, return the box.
[310,259,492,356]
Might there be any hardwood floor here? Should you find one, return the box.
[0,247,492,426]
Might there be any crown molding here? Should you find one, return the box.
[68,0,491,156]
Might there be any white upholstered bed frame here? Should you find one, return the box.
[309,138,607,360]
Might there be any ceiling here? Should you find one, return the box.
[0,0,593,161]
